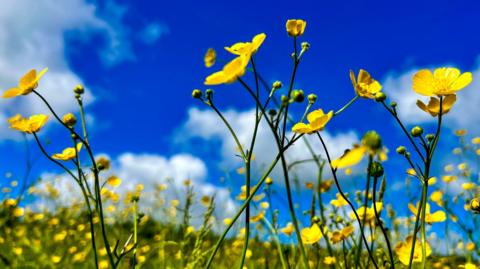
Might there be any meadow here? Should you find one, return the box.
[1,18,479,269]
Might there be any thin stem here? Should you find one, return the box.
[334,95,359,116]
[372,176,395,269]
[317,133,379,269]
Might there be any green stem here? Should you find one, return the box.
[334,95,359,116]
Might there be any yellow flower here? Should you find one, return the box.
[224,33,266,56]
[301,224,324,244]
[204,54,250,85]
[462,182,476,191]
[8,114,49,134]
[107,176,122,187]
[332,145,367,169]
[459,263,478,269]
[52,143,83,161]
[250,211,265,223]
[351,202,383,226]
[442,175,457,183]
[416,94,456,117]
[280,222,294,236]
[204,48,216,68]
[330,225,354,244]
[292,109,333,134]
[332,131,386,169]
[2,68,48,98]
[286,19,306,37]
[408,202,446,223]
[318,179,333,193]
[395,235,431,265]
[430,190,443,207]
[323,256,336,265]
[330,193,348,208]
[350,69,382,99]
[412,67,472,96]
[205,33,266,85]
[472,137,480,144]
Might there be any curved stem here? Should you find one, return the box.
[316,133,379,269]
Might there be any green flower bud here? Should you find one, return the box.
[301,42,310,51]
[205,89,214,99]
[390,102,397,108]
[281,95,289,104]
[426,134,435,141]
[362,131,382,151]
[411,126,423,137]
[192,89,202,99]
[308,94,317,104]
[272,81,283,89]
[291,89,305,103]
[268,109,277,117]
[396,146,406,155]
[74,84,85,95]
[312,216,320,223]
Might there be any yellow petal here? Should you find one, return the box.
[292,122,312,134]
[2,88,23,98]
[426,210,446,223]
[332,146,367,169]
[412,69,435,96]
[450,72,473,91]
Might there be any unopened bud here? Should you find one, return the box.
[411,126,423,137]
[396,146,406,155]
[308,94,317,104]
[192,89,202,99]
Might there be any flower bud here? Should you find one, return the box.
[396,146,406,155]
[411,126,423,137]
[74,85,85,95]
[272,81,283,90]
[425,134,435,142]
[312,216,320,223]
[96,157,111,171]
[369,162,384,177]
[374,92,386,102]
[362,131,382,151]
[390,102,397,108]
[205,89,214,99]
[286,19,306,37]
[308,94,317,104]
[265,177,273,185]
[281,95,289,104]
[301,42,310,51]
[268,109,277,117]
[291,89,304,103]
[192,89,202,99]
[62,113,77,127]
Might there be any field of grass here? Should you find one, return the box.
[1,18,479,269]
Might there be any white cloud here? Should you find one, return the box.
[0,0,135,140]
[382,63,480,132]
[179,107,359,185]
[34,152,237,226]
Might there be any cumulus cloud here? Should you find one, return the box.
[0,0,135,140]
[179,107,360,185]
[35,152,237,225]
[382,62,480,131]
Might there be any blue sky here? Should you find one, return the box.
[1,0,480,243]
